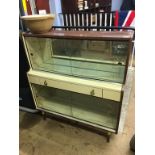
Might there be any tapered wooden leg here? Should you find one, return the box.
[42,111,46,120]
[106,132,111,143]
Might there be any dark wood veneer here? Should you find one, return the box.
[23,30,134,41]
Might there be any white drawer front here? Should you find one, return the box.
[103,89,122,102]
[28,74,102,98]
[28,70,122,101]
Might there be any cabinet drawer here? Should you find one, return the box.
[103,89,122,101]
[28,73,102,98]
[27,70,123,101]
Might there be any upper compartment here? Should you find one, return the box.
[23,30,134,84]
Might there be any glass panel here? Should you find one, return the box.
[71,92,120,130]
[52,39,128,64]
[32,84,72,116]
[51,39,128,83]
[31,84,120,130]
[25,37,129,83]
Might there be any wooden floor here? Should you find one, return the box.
[19,76,135,155]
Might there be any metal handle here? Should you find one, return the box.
[44,80,47,86]
[90,89,95,96]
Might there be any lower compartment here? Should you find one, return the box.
[31,83,121,131]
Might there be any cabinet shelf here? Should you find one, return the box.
[24,32,133,84]
[32,84,119,130]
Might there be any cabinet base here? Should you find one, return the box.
[40,110,113,142]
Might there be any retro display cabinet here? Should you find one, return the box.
[22,30,134,141]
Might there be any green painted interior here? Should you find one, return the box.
[32,84,120,130]
[25,37,128,83]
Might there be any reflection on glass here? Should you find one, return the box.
[25,37,129,83]
[52,39,128,64]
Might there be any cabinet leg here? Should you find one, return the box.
[42,111,46,120]
[107,135,110,143]
[106,132,111,143]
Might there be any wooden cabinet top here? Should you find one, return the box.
[23,30,134,41]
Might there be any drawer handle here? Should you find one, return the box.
[90,89,95,96]
[44,80,47,86]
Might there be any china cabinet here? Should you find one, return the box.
[22,30,134,141]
